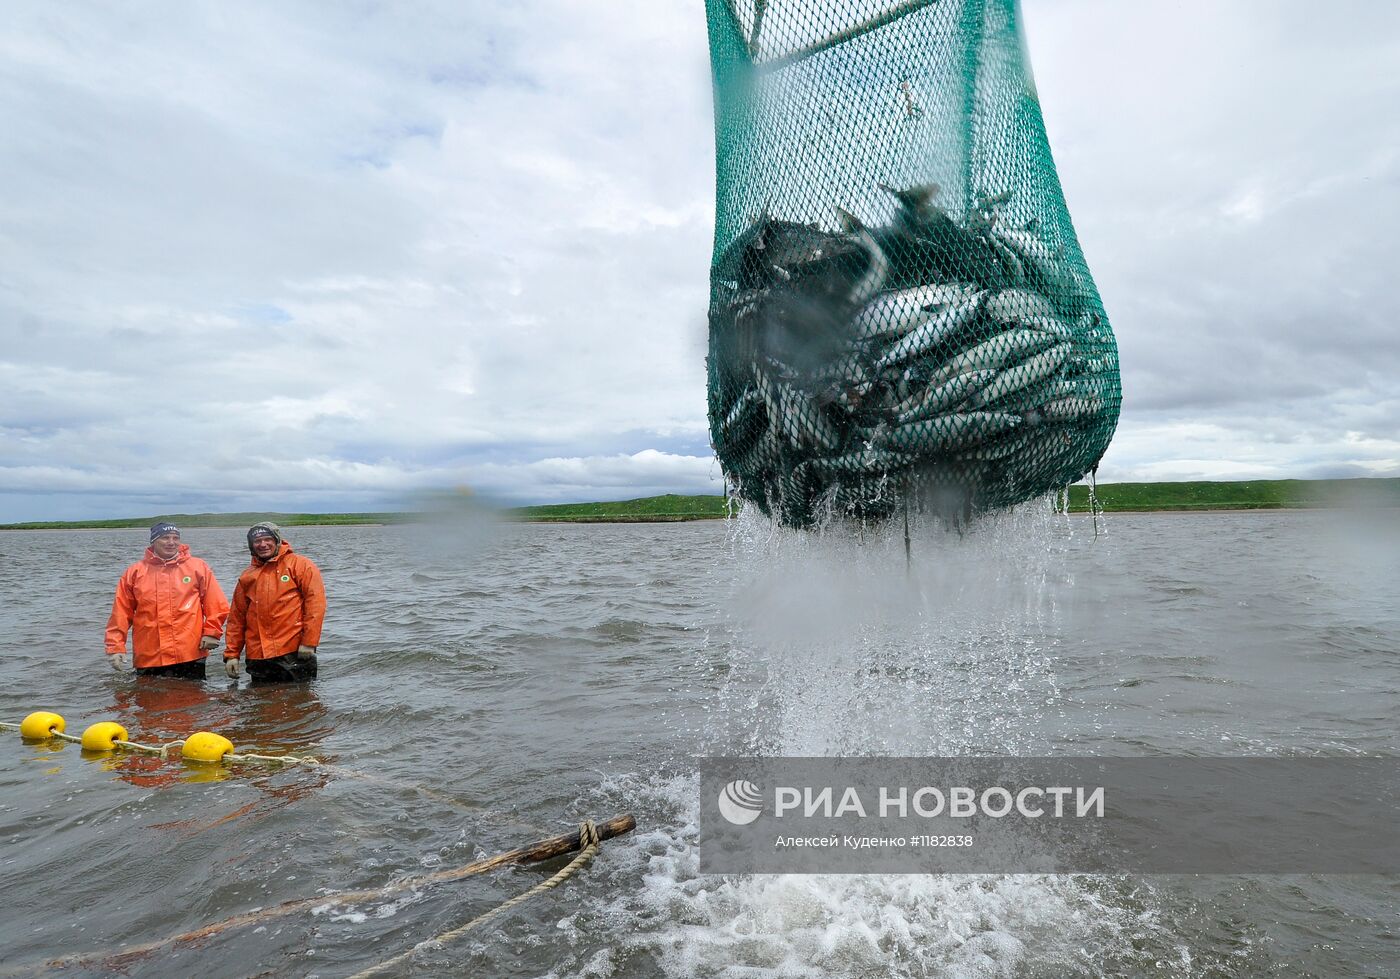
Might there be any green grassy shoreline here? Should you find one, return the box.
[2,479,1396,530]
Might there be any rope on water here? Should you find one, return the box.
[347,821,604,979]
[19,814,633,975]
[8,715,502,817]
[5,713,315,767]
[112,739,187,758]
[226,751,321,766]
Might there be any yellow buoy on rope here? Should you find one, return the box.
[80,721,130,752]
[181,732,234,764]
[5,714,316,767]
[19,711,65,742]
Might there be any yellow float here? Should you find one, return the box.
[19,711,65,741]
[182,731,234,763]
[81,721,129,752]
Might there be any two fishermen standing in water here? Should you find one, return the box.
[104,521,326,682]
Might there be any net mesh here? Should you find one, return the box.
[705,0,1121,526]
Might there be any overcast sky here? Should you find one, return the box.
[2,1,1396,521]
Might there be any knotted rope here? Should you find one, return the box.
[347,820,604,979]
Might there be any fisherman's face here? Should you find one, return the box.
[151,533,181,559]
[251,535,278,560]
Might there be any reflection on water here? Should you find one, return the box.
[94,679,332,792]
[110,677,233,740]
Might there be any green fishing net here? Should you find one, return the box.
[705,0,1121,526]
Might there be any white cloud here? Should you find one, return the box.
[468,449,725,501]
[1,0,1397,519]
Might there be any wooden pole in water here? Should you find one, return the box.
[31,813,637,974]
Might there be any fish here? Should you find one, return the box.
[1041,396,1104,422]
[894,369,998,424]
[952,430,1042,462]
[783,382,843,451]
[1068,353,1117,376]
[875,411,1023,453]
[730,419,781,475]
[893,370,912,404]
[715,387,764,450]
[880,181,941,212]
[993,227,1058,265]
[927,328,1057,388]
[850,298,935,343]
[993,427,1078,472]
[1018,314,1074,340]
[878,181,954,227]
[751,365,783,420]
[876,183,1004,288]
[874,291,988,370]
[850,282,979,340]
[982,377,1080,414]
[812,348,873,388]
[1076,309,1105,339]
[878,180,942,221]
[707,183,1118,526]
[983,231,1026,284]
[993,227,1069,297]
[836,208,890,306]
[976,189,1014,211]
[963,344,1070,409]
[809,448,916,476]
[714,214,864,292]
[984,288,1055,326]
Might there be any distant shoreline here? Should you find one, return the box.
[2,479,1396,529]
[9,507,1392,530]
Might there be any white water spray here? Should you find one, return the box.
[565,501,1180,978]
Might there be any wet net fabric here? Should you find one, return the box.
[705,0,1121,526]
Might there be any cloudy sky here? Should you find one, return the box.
[2,1,1396,521]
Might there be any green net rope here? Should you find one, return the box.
[705,0,1121,526]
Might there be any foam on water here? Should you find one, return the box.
[573,770,1177,978]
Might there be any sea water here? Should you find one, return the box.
[0,507,1396,976]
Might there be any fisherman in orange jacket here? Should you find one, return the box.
[105,522,231,678]
[224,522,327,682]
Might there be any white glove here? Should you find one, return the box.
[224,658,241,678]
[199,636,221,653]
[109,653,131,672]
[296,645,317,660]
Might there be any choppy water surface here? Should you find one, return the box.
[1,507,1398,977]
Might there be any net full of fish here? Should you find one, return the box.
[704,0,1122,527]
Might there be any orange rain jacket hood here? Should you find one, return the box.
[225,540,327,661]
[105,543,230,669]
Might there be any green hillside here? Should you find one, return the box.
[1064,477,1400,512]
[0,511,413,531]
[514,494,730,522]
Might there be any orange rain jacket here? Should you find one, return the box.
[105,544,231,669]
[225,540,327,661]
